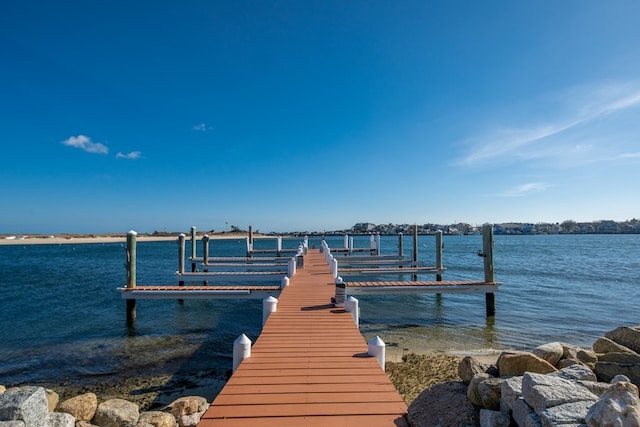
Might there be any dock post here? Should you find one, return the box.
[202,234,210,266]
[248,226,253,257]
[345,296,359,327]
[483,224,496,316]
[288,257,296,277]
[330,256,338,278]
[412,225,418,280]
[202,234,210,284]
[232,334,252,372]
[177,233,185,304]
[277,236,282,257]
[344,234,349,250]
[368,336,386,370]
[376,233,381,256]
[281,276,289,288]
[369,234,375,250]
[262,296,278,326]
[190,226,197,272]
[125,230,137,326]
[349,237,354,255]
[398,232,403,259]
[435,230,443,281]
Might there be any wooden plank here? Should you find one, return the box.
[199,414,409,427]
[207,401,407,418]
[212,391,404,405]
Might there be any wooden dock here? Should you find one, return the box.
[198,251,409,427]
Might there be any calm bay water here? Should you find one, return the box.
[1,234,639,387]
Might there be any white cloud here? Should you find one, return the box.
[458,81,640,168]
[116,151,142,160]
[193,123,213,132]
[61,135,108,154]
[615,152,640,160]
[499,182,548,197]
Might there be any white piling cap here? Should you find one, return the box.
[369,336,385,347]
[264,296,278,303]
[127,230,137,236]
[235,333,251,345]
[335,276,344,284]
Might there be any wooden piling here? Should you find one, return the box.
[412,225,418,280]
[125,230,137,326]
[202,234,210,285]
[398,232,403,258]
[178,233,185,304]
[436,230,443,282]
[248,225,253,257]
[190,226,197,272]
[483,224,496,316]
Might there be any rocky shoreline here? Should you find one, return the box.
[3,325,640,427]
[406,324,640,426]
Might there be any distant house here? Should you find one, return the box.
[353,223,376,233]
[597,220,619,234]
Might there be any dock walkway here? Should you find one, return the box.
[198,251,408,427]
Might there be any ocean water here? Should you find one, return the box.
[0,234,639,387]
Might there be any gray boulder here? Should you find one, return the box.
[605,326,640,354]
[555,358,579,369]
[458,356,489,384]
[585,380,640,426]
[0,422,26,427]
[576,380,612,398]
[467,374,491,407]
[478,377,503,411]
[500,376,523,411]
[522,372,598,412]
[511,397,541,427]
[537,400,594,427]
[549,363,597,382]
[92,399,139,427]
[596,362,640,387]
[44,413,74,427]
[479,409,510,427]
[0,387,48,427]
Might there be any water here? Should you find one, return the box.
[1,234,639,387]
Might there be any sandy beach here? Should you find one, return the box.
[0,232,259,246]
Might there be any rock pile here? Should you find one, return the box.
[455,325,640,427]
[0,386,208,427]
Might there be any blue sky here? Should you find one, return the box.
[2,1,639,234]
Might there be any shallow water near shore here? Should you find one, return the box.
[1,234,639,397]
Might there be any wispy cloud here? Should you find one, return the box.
[193,123,213,132]
[458,81,640,167]
[116,151,142,160]
[615,152,640,160]
[499,182,548,197]
[61,135,108,154]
